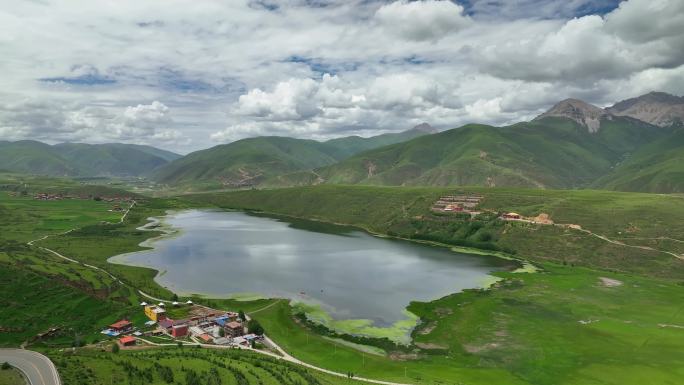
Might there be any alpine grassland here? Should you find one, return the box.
[45,347,375,385]
[2,177,684,385]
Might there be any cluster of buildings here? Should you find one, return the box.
[103,301,263,349]
[431,195,484,215]
[33,192,65,201]
[30,192,135,203]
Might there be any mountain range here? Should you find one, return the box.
[314,92,683,192]
[153,124,436,188]
[0,141,181,177]
[1,92,682,193]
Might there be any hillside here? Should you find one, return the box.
[317,116,664,189]
[0,140,77,176]
[153,125,435,188]
[324,123,437,158]
[0,141,180,177]
[595,128,684,193]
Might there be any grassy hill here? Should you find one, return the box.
[153,136,342,188]
[153,127,434,189]
[0,141,77,176]
[594,128,684,193]
[317,117,666,189]
[0,141,180,177]
[323,123,436,159]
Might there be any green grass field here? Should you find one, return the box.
[0,264,141,347]
[0,191,121,243]
[0,366,26,385]
[247,263,684,385]
[45,347,374,385]
[3,180,684,384]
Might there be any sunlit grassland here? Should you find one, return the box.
[45,347,375,385]
[0,191,121,243]
[249,263,684,385]
[0,264,142,347]
[0,366,26,385]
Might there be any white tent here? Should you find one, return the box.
[140,302,148,306]
[158,302,165,307]
[186,300,193,305]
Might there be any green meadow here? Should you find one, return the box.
[247,264,684,385]
[2,180,684,385]
[45,347,374,385]
[0,366,26,385]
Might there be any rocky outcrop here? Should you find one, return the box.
[410,122,439,134]
[534,98,607,133]
[606,91,684,127]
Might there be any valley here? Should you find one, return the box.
[3,1,684,384]
[1,176,683,385]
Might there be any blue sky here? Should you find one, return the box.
[0,0,682,153]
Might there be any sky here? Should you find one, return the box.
[1,0,683,154]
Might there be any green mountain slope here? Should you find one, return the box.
[153,125,436,188]
[318,117,665,189]
[153,136,342,187]
[0,141,180,177]
[595,128,684,193]
[0,140,77,176]
[54,143,181,176]
[324,123,437,158]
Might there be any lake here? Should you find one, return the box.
[110,210,514,332]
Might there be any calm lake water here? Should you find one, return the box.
[111,210,514,327]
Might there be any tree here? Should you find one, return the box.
[238,310,246,322]
[1,362,11,370]
[172,293,178,301]
[247,319,264,336]
[218,327,225,337]
[111,343,120,354]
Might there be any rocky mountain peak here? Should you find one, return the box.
[606,91,684,127]
[535,98,606,133]
[410,122,439,134]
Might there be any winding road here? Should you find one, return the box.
[0,349,60,385]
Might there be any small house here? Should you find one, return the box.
[119,336,136,347]
[109,320,132,333]
[503,212,522,220]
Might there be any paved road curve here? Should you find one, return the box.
[0,349,60,385]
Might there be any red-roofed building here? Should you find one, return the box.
[159,318,174,329]
[119,336,136,346]
[110,320,132,332]
[199,334,212,343]
[172,324,188,338]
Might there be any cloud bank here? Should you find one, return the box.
[0,0,682,153]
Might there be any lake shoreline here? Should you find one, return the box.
[109,208,530,344]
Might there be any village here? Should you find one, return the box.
[101,301,266,351]
[430,194,555,225]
